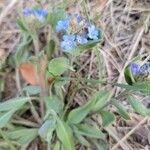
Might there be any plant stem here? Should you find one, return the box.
[95,46,104,89]
[12,119,39,128]
[62,81,80,119]
[47,142,51,150]
[33,37,45,120]
[29,98,42,124]
[15,66,21,93]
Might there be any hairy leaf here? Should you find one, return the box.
[48,57,70,76]
[23,85,41,95]
[38,119,56,142]
[112,99,130,120]
[0,110,16,128]
[7,128,38,144]
[0,97,29,112]
[56,118,74,150]
[75,124,105,139]
[127,96,150,116]
[100,111,115,127]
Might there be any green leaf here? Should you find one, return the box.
[44,96,64,114]
[112,99,131,120]
[100,111,115,127]
[6,128,38,144]
[47,10,65,28]
[48,57,70,76]
[54,83,64,101]
[69,39,102,56]
[67,103,91,124]
[67,92,98,124]
[67,91,110,124]
[124,64,135,85]
[73,126,90,146]
[113,83,135,91]
[114,81,150,95]
[0,110,15,128]
[75,124,105,139]
[56,118,74,150]
[23,85,41,95]
[133,81,150,95]
[127,96,150,116]
[77,39,101,50]
[17,18,29,32]
[0,97,29,112]
[38,119,56,142]
[15,35,32,64]
[54,141,60,150]
[92,91,110,112]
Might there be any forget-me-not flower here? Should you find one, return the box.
[138,63,150,76]
[33,8,48,21]
[23,8,33,16]
[76,35,88,44]
[87,25,99,40]
[56,19,70,32]
[56,14,83,32]
[71,14,82,24]
[61,35,77,52]
[130,63,140,76]
[75,14,82,23]
[23,7,48,21]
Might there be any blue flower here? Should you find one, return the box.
[146,97,150,104]
[56,19,70,32]
[61,35,77,52]
[23,7,48,21]
[139,63,150,76]
[33,9,48,21]
[23,8,33,16]
[76,35,88,44]
[87,25,99,40]
[74,14,82,23]
[130,63,140,76]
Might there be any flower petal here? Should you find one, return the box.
[130,63,140,76]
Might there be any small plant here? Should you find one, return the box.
[0,1,150,150]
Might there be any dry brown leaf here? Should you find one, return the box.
[20,62,38,85]
[19,56,48,87]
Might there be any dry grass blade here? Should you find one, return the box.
[106,126,133,150]
[111,117,148,150]
[0,0,18,26]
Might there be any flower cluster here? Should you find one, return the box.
[56,14,100,52]
[23,7,48,21]
[130,63,150,81]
